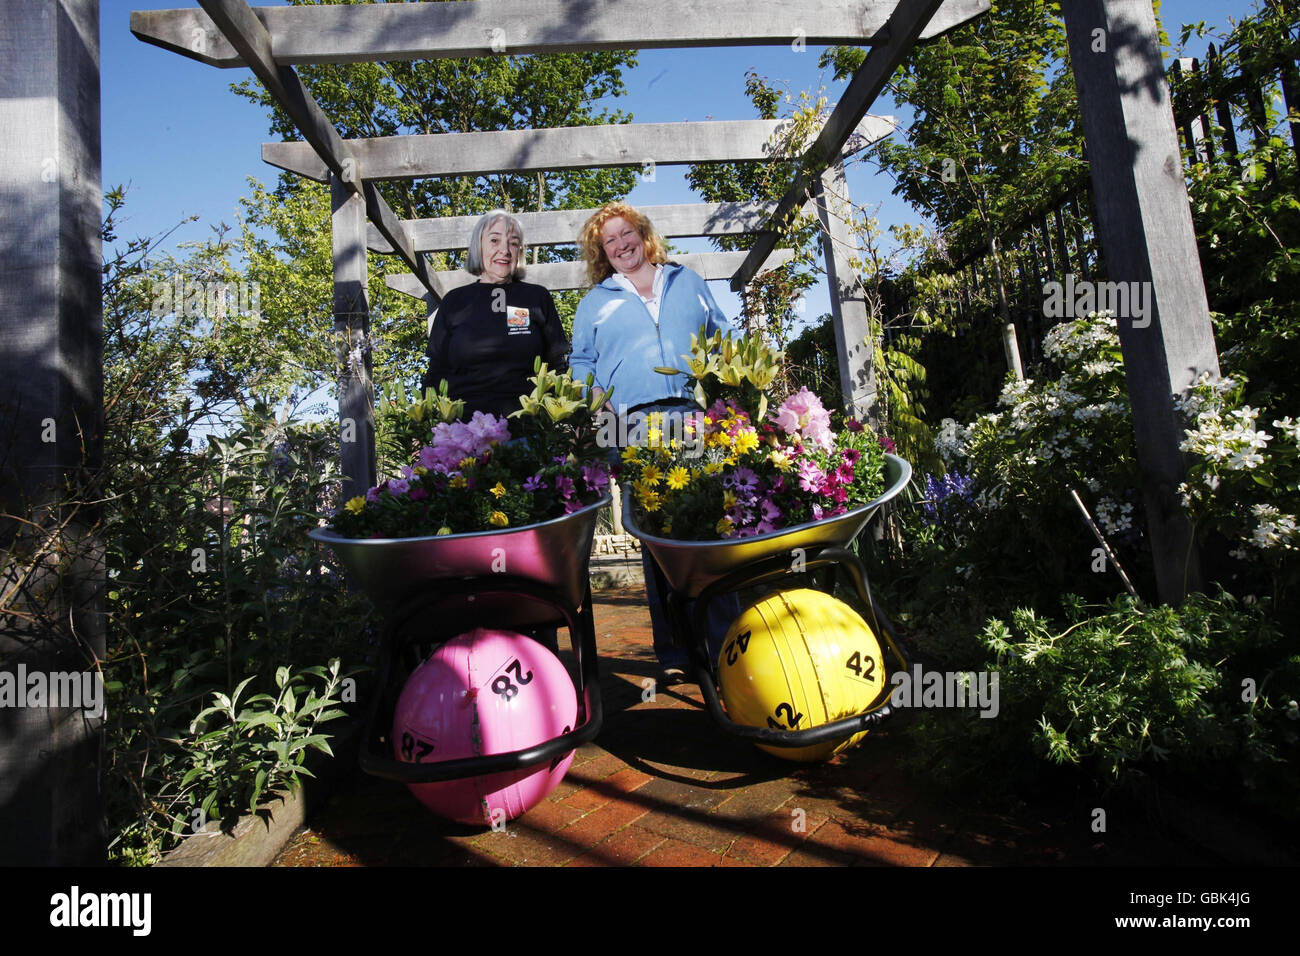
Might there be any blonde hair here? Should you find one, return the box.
[578,201,669,287]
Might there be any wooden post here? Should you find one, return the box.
[1062,0,1223,603]
[987,235,1025,380]
[332,175,375,501]
[1068,195,1092,280]
[814,161,877,424]
[1206,44,1241,172]
[1053,205,1072,275]
[1278,52,1300,167]
[0,0,105,864]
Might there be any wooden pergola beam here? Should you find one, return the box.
[195,0,437,299]
[1061,0,1222,602]
[133,0,990,67]
[732,0,956,291]
[369,200,781,254]
[385,250,796,298]
[263,116,897,183]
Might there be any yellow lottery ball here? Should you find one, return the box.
[716,588,886,762]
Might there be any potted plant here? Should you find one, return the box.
[618,327,911,598]
[310,361,613,612]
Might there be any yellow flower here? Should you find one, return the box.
[458,456,477,470]
[641,465,662,486]
[715,430,732,448]
[621,445,641,463]
[436,526,453,536]
[733,429,759,455]
[413,465,428,476]
[703,461,724,476]
[723,490,737,510]
[768,449,793,472]
[490,482,507,499]
[638,490,662,513]
[666,466,690,490]
[715,516,735,536]
[647,427,663,448]
[489,510,509,527]
[450,475,467,489]
[344,495,366,514]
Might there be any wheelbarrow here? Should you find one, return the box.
[622,454,913,754]
[308,493,609,783]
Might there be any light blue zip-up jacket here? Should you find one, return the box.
[569,263,734,410]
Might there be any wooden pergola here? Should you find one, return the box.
[2,0,1223,863]
[127,0,1002,505]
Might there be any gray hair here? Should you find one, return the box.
[465,210,526,279]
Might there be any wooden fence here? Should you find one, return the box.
[906,30,1300,415]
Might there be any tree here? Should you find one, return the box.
[822,0,1088,379]
[229,0,643,404]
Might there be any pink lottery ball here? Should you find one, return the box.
[392,627,578,826]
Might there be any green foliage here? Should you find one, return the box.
[177,661,350,834]
[686,71,820,349]
[95,197,371,865]
[903,591,1297,813]
[826,0,1085,254]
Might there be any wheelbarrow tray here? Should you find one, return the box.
[623,454,911,599]
[309,493,610,624]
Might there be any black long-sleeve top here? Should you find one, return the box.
[422,279,570,420]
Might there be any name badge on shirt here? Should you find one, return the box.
[506,306,531,334]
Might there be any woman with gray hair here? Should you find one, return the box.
[422,209,569,418]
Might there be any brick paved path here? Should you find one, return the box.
[273,588,1215,867]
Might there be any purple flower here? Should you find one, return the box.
[387,477,410,496]
[724,466,759,495]
[921,471,977,525]
[581,462,610,491]
[555,475,575,499]
[524,474,546,492]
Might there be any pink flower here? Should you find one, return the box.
[798,461,826,493]
[408,486,429,501]
[773,387,834,451]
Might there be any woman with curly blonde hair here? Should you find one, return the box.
[570,200,737,678]
[577,201,670,287]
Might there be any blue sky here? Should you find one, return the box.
[101,0,1259,328]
